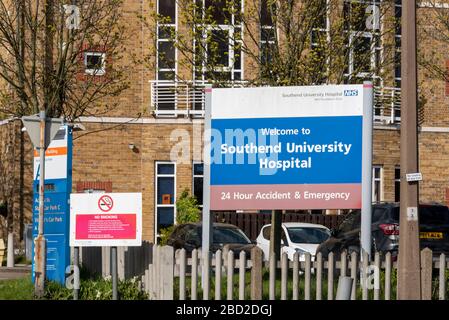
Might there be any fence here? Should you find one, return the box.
[213,212,347,240]
[139,246,448,300]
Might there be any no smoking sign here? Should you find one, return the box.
[98,195,114,212]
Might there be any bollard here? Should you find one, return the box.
[336,276,353,300]
[7,232,14,267]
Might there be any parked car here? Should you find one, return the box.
[166,222,255,257]
[316,202,449,258]
[256,222,331,261]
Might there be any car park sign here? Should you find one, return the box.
[31,125,72,284]
[206,84,373,210]
[70,193,142,247]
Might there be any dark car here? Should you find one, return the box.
[316,203,449,258]
[166,222,255,257]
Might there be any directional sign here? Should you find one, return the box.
[21,114,63,150]
[31,125,72,285]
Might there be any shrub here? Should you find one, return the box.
[159,189,201,245]
[43,275,147,300]
[176,189,201,224]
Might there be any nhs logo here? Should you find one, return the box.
[344,89,358,96]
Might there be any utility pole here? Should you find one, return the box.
[397,0,421,300]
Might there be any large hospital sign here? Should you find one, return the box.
[208,84,371,210]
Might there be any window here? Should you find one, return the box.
[395,166,400,202]
[194,0,243,82]
[310,0,330,83]
[372,166,383,202]
[155,162,176,241]
[193,162,204,207]
[260,0,276,67]
[84,52,106,76]
[394,0,402,89]
[343,0,382,83]
[157,0,176,81]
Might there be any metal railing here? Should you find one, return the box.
[150,80,402,123]
[150,80,208,118]
[373,86,401,124]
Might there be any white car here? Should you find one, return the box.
[256,222,331,261]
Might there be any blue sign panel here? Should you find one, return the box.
[32,125,72,285]
[211,116,363,185]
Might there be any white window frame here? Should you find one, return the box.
[84,52,106,76]
[372,165,383,202]
[155,161,177,243]
[344,0,383,83]
[193,0,244,82]
[156,0,178,82]
[192,161,204,208]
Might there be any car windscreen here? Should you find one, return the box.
[286,227,331,244]
[212,227,251,244]
[391,206,449,224]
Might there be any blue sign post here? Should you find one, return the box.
[31,125,72,284]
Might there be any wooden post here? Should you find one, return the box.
[350,251,357,300]
[269,211,282,266]
[281,252,288,300]
[316,252,322,300]
[292,252,299,300]
[179,249,186,300]
[215,250,222,300]
[421,248,433,300]
[305,253,311,300]
[439,253,446,300]
[341,250,347,277]
[385,252,391,300]
[239,251,246,300]
[203,250,210,300]
[227,250,234,300]
[191,248,198,300]
[250,247,263,300]
[269,250,276,300]
[160,246,174,300]
[328,252,334,300]
[362,251,369,300]
[374,252,380,300]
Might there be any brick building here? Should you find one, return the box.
[1,0,449,246]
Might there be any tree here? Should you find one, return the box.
[0,0,131,243]
[147,0,399,87]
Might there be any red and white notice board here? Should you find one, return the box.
[70,193,142,247]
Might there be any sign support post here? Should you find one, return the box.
[111,246,118,300]
[35,110,47,297]
[201,86,213,288]
[360,81,374,260]
[73,246,80,300]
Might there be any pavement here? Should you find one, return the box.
[0,265,31,281]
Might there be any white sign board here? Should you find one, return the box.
[33,126,68,180]
[70,193,142,247]
[406,172,422,182]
